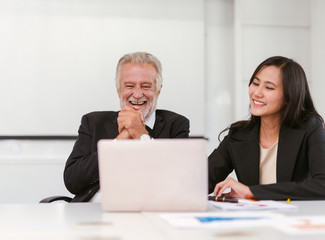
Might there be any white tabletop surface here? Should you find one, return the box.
[0,201,325,240]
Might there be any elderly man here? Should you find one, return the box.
[64,52,190,202]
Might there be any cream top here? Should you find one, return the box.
[259,141,278,184]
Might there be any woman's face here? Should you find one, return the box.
[249,65,285,121]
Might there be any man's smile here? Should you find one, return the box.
[129,100,147,106]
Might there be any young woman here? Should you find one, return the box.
[209,56,325,200]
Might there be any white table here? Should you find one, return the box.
[0,201,325,240]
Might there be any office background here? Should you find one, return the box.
[0,0,324,203]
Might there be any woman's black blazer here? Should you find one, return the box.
[209,116,325,200]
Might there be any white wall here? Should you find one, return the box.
[311,0,325,118]
[1,0,325,203]
[205,0,234,154]
[0,0,205,136]
[234,0,311,121]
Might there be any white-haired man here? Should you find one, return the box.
[64,52,190,202]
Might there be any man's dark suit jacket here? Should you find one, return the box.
[208,116,325,200]
[64,109,190,202]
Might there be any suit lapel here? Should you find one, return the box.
[228,124,306,185]
[151,113,165,138]
[103,112,119,138]
[277,126,305,182]
[229,126,260,185]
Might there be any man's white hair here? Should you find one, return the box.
[115,51,163,91]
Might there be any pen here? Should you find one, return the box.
[208,196,239,203]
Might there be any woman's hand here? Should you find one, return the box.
[213,177,254,199]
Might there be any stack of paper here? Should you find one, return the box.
[208,199,298,211]
[160,211,285,229]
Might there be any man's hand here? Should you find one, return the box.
[116,128,131,140]
[117,106,148,139]
[213,177,254,199]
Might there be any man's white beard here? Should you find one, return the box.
[119,97,158,120]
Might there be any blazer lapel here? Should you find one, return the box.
[277,126,305,182]
[229,125,260,185]
[103,112,119,138]
[151,113,165,138]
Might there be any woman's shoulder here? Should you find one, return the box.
[227,123,259,141]
[294,115,325,135]
[299,115,323,129]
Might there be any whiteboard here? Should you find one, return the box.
[0,0,205,136]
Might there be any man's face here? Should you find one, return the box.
[117,63,160,119]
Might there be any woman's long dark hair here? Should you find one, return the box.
[219,56,324,141]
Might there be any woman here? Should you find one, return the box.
[209,56,325,200]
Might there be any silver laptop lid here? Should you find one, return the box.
[98,139,208,212]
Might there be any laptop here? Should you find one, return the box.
[97,138,208,212]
